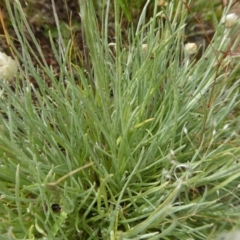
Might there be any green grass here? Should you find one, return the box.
[0,0,240,239]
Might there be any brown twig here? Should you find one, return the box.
[0,8,15,57]
[47,162,94,187]
[182,1,227,145]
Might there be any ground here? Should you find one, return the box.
[0,0,231,66]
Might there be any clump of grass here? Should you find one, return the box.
[0,0,240,239]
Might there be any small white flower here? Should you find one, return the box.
[223,124,229,130]
[141,44,148,52]
[217,230,240,240]
[158,0,167,6]
[183,127,188,134]
[184,42,197,55]
[224,13,238,28]
[0,52,18,80]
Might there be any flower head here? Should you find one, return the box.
[158,0,167,6]
[224,13,238,28]
[141,44,148,53]
[0,52,18,80]
[217,231,240,240]
[184,42,197,55]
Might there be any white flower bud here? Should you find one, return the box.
[183,127,188,134]
[158,0,167,6]
[217,231,240,240]
[141,44,148,52]
[184,42,197,55]
[224,13,238,28]
[0,52,18,80]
